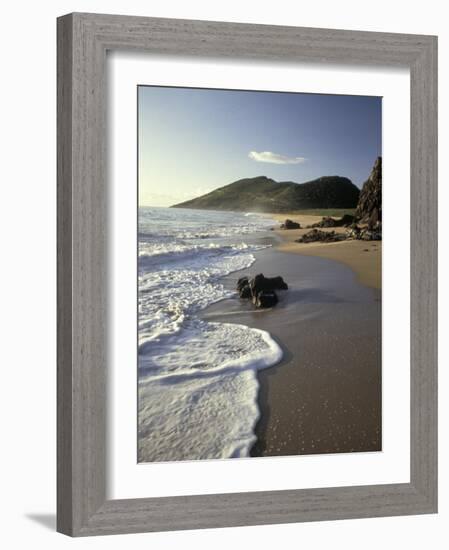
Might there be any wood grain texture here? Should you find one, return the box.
[57,13,74,536]
[409,37,438,508]
[57,12,438,536]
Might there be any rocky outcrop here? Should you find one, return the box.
[307,214,355,229]
[296,158,382,244]
[280,219,301,229]
[250,274,288,294]
[296,229,347,243]
[237,277,252,298]
[237,274,288,308]
[358,227,382,241]
[253,290,278,308]
[298,225,381,244]
[356,157,382,227]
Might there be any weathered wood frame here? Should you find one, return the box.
[57,12,438,536]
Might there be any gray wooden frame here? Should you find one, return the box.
[57,12,438,537]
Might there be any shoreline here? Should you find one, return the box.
[269,213,381,289]
[201,222,382,458]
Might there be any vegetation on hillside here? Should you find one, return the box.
[171,175,360,213]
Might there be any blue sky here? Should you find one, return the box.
[138,86,381,206]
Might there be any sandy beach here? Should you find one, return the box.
[201,215,382,457]
[271,213,381,289]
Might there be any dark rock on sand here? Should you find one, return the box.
[297,229,347,244]
[236,273,288,308]
[280,219,301,230]
[237,276,249,291]
[308,216,336,228]
[239,284,252,299]
[344,223,380,241]
[339,214,356,226]
[307,214,355,229]
[346,224,361,237]
[252,290,279,308]
[250,274,288,295]
[358,225,382,241]
[237,276,251,298]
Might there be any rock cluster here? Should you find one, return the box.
[355,156,382,228]
[307,214,355,228]
[295,157,382,245]
[237,274,288,308]
[296,229,347,244]
[298,223,382,244]
[280,219,301,229]
[347,224,382,241]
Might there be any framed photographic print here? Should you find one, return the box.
[57,13,437,536]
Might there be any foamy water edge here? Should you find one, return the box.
[138,208,282,462]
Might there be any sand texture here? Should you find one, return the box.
[271,213,381,289]
[202,242,381,457]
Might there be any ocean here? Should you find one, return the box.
[138,206,283,462]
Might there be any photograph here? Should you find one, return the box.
[137,85,382,463]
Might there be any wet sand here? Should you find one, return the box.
[201,243,381,457]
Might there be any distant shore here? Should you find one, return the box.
[201,216,382,458]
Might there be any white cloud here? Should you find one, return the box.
[248,151,306,165]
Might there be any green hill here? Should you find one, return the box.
[171,175,360,213]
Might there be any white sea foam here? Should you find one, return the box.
[138,207,281,462]
[138,322,282,461]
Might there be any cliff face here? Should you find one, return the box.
[171,175,360,213]
[356,157,382,226]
